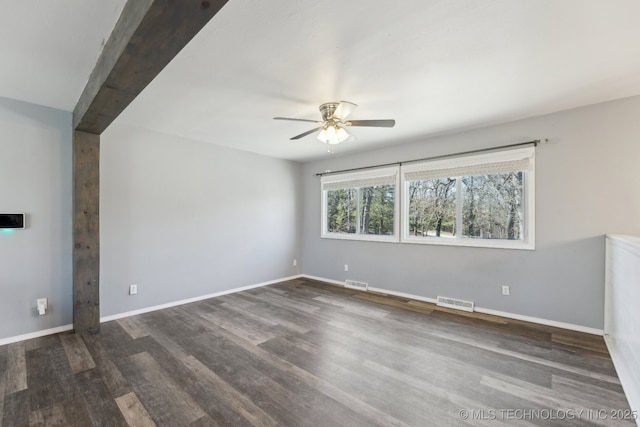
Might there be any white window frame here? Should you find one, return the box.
[321,166,400,243]
[400,147,535,250]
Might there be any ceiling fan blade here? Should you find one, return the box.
[274,117,323,124]
[291,126,323,140]
[347,119,395,128]
[333,101,357,120]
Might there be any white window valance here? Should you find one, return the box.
[321,166,399,191]
[402,147,534,181]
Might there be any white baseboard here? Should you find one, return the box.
[604,335,640,427]
[368,286,438,304]
[475,306,603,336]
[0,274,604,346]
[299,274,346,287]
[301,275,604,336]
[0,275,302,345]
[100,275,302,322]
[0,324,73,346]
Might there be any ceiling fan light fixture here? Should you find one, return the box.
[275,101,394,151]
[317,125,349,145]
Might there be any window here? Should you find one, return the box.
[407,177,457,239]
[401,147,535,249]
[321,166,400,242]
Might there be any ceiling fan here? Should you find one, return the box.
[274,101,395,151]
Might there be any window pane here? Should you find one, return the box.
[327,189,357,233]
[407,178,456,238]
[358,185,395,235]
[461,172,524,240]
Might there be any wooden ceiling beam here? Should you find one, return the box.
[73,0,227,134]
[72,0,226,333]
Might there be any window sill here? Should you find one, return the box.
[321,233,399,243]
[401,236,535,250]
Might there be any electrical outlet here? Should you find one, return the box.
[293,259,297,266]
[502,285,510,296]
[129,284,138,295]
[344,264,349,272]
[36,298,48,315]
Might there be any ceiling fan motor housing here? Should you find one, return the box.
[274,100,394,143]
[319,102,339,121]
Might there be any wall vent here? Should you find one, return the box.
[345,280,368,291]
[436,296,474,312]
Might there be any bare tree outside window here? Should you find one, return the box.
[462,172,524,240]
[405,172,524,241]
[408,178,456,238]
[322,148,533,247]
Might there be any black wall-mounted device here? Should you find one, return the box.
[0,213,25,229]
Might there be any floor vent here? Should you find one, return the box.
[436,296,474,312]
[345,280,369,291]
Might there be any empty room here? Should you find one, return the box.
[1,0,640,426]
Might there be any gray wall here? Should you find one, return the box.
[3,91,639,339]
[100,123,302,317]
[0,97,73,339]
[301,95,640,330]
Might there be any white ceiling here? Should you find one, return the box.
[3,1,640,162]
[0,0,126,111]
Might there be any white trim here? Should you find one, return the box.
[367,286,438,304]
[305,275,603,336]
[604,335,640,426]
[475,307,603,336]
[607,234,640,259]
[300,274,346,287]
[400,235,535,250]
[604,235,640,426]
[0,324,73,346]
[100,275,301,322]
[321,232,399,243]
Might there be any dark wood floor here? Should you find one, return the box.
[0,278,635,426]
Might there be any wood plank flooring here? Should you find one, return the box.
[0,278,635,426]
